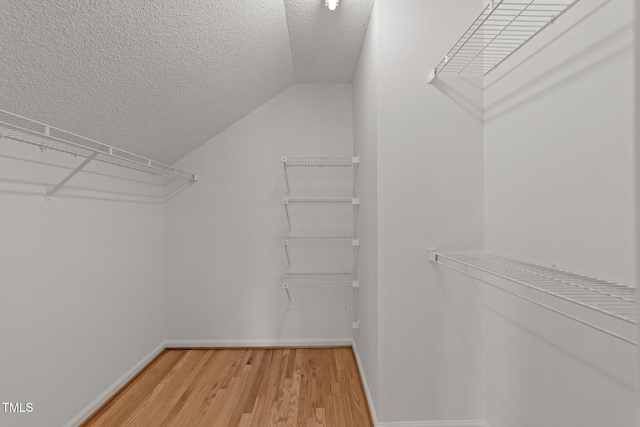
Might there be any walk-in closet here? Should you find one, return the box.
[1,0,638,426]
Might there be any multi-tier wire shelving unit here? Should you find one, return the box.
[0,109,197,201]
[281,156,360,330]
[429,250,637,344]
[427,0,580,83]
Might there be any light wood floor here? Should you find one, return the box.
[82,347,373,427]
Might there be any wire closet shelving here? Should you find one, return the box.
[282,197,359,238]
[280,156,361,329]
[0,109,197,201]
[430,250,637,344]
[282,274,359,289]
[281,156,358,197]
[427,0,580,83]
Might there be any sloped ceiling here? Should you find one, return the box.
[285,0,375,82]
[0,0,373,164]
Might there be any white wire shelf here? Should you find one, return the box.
[283,197,359,203]
[0,109,197,192]
[279,156,360,315]
[282,197,359,238]
[281,157,359,167]
[281,274,360,316]
[427,0,579,82]
[282,274,359,288]
[283,239,358,276]
[282,156,358,197]
[283,237,359,245]
[431,250,637,344]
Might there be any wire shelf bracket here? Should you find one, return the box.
[429,249,637,345]
[44,151,99,202]
[0,109,197,201]
[426,0,581,83]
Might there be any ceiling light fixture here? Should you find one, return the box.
[325,0,339,12]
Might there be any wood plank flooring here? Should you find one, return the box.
[81,347,373,427]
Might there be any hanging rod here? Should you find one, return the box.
[0,109,197,200]
[427,0,581,83]
[429,249,637,345]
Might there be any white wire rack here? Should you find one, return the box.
[282,237,359,274]
[282,273,359,289]
[281,285,357,336]
[431,250,637,344]
[0,109,197,200]
[284,197,358,202]
[283,157,357,167]
[427,0,580,82]
[282,197,359,237]
[282,156,358,197]
[282,273,360,329]
[280,157,360,318]
[283,237,359,245]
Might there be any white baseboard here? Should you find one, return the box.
[164,338,353,348]
[352,339,380,425]
[352,341,487,427]
[377,421,486,427]
[63,342,165,427]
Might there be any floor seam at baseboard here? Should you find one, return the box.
[351,339,380,425]
[64,342,166,427]
[376,421,487,427]
[164,338,353,348]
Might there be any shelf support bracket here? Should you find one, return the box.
[282,198,292,230]
[281,157,290,194]
[282,240,291,266]
[283,283,292,303]
[427,68,437,84]
[45,151,99,202]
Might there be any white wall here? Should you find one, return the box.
[353,2,380,413]
[636,0,640,420]
[483,0,637,425]
[164,84,355,343]
[374,0,486,422]
[0,140,166,426]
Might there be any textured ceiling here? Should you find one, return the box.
[285,0,375,82]
[0,1,373,164]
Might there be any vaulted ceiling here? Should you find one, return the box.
[0,0,374,164]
